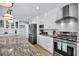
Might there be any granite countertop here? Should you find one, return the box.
[0,34,17,36]
[0,37,41,56]
[38,34,53,38]
[0,43,40,56]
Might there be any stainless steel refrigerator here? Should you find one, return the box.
[29,24,37,44]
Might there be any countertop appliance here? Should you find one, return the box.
[29,24,37,44]
[53,31,77,56]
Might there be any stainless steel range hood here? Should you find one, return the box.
[56,3,78,23]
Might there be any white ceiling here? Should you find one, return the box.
[12,3,67,20]
[0,3,68,20]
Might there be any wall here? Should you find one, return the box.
[45,4,77,32]
[31,7,59,35]
[58,21,78,32]
[32,3,77,35]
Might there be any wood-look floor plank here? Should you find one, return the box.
[31,44,53,56]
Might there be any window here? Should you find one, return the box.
[0,20,4,28]
[20,25,25,28]
[15,30,17,34]
[15,22,18,28]
[11,23,14,28]
[6,21,9,28]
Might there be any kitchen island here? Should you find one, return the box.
[0,35,42,56]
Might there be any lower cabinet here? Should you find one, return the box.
[37,35,53,53]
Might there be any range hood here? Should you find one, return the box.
[56,3,78,23]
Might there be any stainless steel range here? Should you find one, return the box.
[53,31,77,56]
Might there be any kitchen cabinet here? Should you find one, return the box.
[37,35,53,53]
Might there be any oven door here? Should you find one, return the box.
[54,41,63,55]
[54,41,76,56]
[67,43,77,56]
[67,46,74,56]
[54,42,62,52]
[62,43,67,53]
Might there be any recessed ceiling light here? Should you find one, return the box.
[36,16,39,19]
[60,22,64,27]
[26,16,29,19]
[44,13,47,16]
[36,6,40,10]
[69,21,74,25]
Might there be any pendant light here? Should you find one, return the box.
[3,8,14,20]
[3,7,14,23]
[0,3,13,8]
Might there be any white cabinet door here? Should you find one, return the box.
[37,35,42,46]
[45,37,53,53]
[37,35,45,48]
[37,35,53,53]
[48,37,53,53]
[41,36,47,48]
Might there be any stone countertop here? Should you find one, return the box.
[0,43,41,56]
[0,37,41,56]
[38,34,53,38]
[0,34,17,36]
